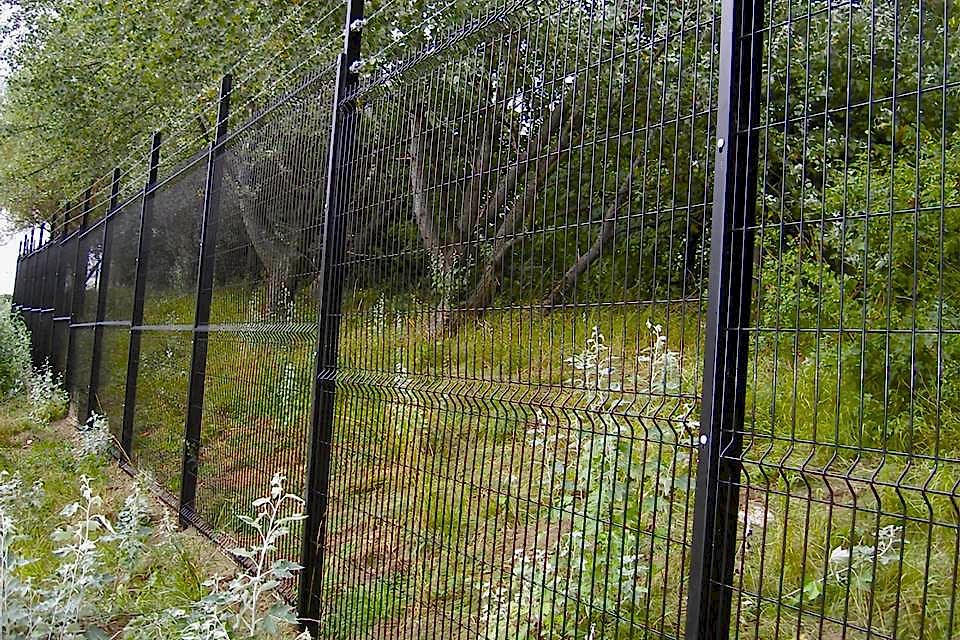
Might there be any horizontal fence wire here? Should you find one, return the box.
[726,0,960,639]
[321,1,715,637]
[7,0,960,638]
[193,62,338,582]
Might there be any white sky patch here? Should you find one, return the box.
[0,6,24,294]
[0,232,20,295]
[506,90,526,114]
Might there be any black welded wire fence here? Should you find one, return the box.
[10,0,960,638]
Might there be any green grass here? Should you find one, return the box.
[90,286,959,639]
[0,393,227,635]
[320,576,410,639]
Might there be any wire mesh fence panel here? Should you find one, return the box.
[140,160,206,327]
[69,219,107,414]
[96,327,130,441]
[130,156,207,495]
[724,0,960,639]
[29,248,43,360]
[131,330,193,494]
[24,251,41,366]
[25,249,39,358]
[91,195,144,439]
[103,196,142,321]
[36,243,56,363]
[76,221,106,326]
[318,1,718,636]
[52,234,79,376]
[194,65,337,574]
[68,327,95,416]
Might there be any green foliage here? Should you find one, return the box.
[0,0,341,222]
[26,362,68,424]
[0,308,31,398]
[821,126,960,414]
[76,413,113,458]
[786,525,903,608]
[756,124,960,452]
[0,385,307,640]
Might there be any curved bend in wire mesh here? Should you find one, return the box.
[10,0,960,638]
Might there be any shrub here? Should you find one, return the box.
[76,413,112,458]
[26,363,68,424]
[0,467,308,639]
[0,307,31,398]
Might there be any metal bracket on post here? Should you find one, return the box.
[121,133,163,460]
[66,188,94,396]
[684,0,764,637]
[86,168,123,423]
[298,0,364,633]
[179,75,232,526]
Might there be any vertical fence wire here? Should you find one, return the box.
[181,75,234,523]
[9,1,960,639]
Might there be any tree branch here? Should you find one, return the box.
[544,157,641,307]
[450,105,580,325]
[408,108,446,261]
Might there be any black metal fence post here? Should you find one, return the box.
[27,227,35,354]
[36,223,50,362]
[121,133,162,459]
[66,189,93,391]
[298,0,364,631]
[42,223,58,363]
[51,206,70,376]
[179,75,232,524]
[86,168,123,423]
[685,0,764,636]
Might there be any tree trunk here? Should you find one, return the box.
[544,158,640,306]
[408,110,445,262]
[226,152,298,315]
[445,107,579,331]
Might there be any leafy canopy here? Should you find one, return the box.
[0,0,340,226]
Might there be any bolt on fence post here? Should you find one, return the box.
[121,133,163,460]
[86,168,123,423]
[66,188,94,394]
[684,0,764,636]
[179,75,232,526]
[298,0,364,632]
